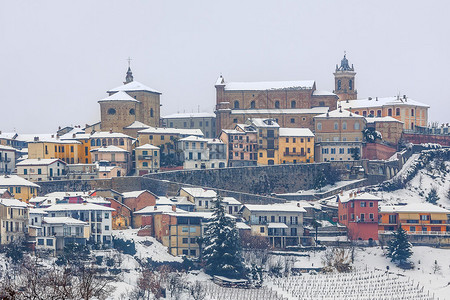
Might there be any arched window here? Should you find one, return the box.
[411,122,414,129]
[342,122,347,130]
[354,111,359,115]
[369,110,374,117]
[119,138,124,146]
[102,139,106,146]
[96,139,101,146]
[334,122,339,130]
[108,138,112,145]
[349,79,353,90]
[354,122,360,130]
[291,100,296,109]
[411,109,414,116]
[396,108,400,116]
[129,108,135,115]
[143,162,148,167]
[113,138,118,146]
[337,80,342,90]
[234,101,240,109]
[150,108,154,118]
[107,108,116,115]
[377,110,382,117]
[362,111,367,117]
[317,122,322,131]
[275,101,280,109]
[388,108,392,116]
[90,139,95,146]
[250,101,256,109]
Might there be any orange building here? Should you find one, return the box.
[379,203,450,234]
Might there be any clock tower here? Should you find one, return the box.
[333,54,357,102]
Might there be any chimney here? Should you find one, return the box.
[34,136,39,142]
[154,206,157,211]
[72,134,76,138]
[109,129,113,134]
[51,135,54,138]
[368,97,372,100]
[58,126,61,130]
[376,97,378,101]
[297,203,300,207]
[172,205,176,212]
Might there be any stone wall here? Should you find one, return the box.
[145,163,332,195]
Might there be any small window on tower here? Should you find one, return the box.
[129,109,135,115]
[150,108,154,117]
[107,108,116,115]
[337,80,342,90]
[349,79,353,90]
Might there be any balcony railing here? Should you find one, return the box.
[379,230,450,236]
[283,152,306,157]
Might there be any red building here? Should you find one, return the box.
[338,191,381,242]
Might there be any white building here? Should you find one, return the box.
[43,203,115,246]
[178,136,210,169]
[0,145,16,175]
[16,158,67,181]
[206,139,227,168]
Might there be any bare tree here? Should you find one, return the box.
[75,265,115,300]
[189,281,206,300]
[322,247,352,273]
[167,272,187,300]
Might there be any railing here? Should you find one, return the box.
[379,230,450,236]
[138,155,153,160]
[283,152,306,157]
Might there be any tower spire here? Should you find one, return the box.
[124,57,134,84]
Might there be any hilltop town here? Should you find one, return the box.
[1,55,450,300]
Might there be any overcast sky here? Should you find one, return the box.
[1,0,449,133]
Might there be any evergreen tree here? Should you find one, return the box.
[202,196,245,279]
[425,187,439,204]
[313,172,327,191]
[387,227,413,264]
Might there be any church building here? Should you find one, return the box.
[99,67,161,133]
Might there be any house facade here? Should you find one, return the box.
[16,158,67,181]
[0,198,28,244]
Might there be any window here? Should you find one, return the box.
[129,108,135,115]
[105,213,109,219]
[250,101,256,109]
[377,110,382,117]
[182,238,189,244]
[38,239,44,245]
[388,108,392,116]
[362,111,367,117]
[37,168,42,175]
[46,239,53,246]
[234,101,240,109]
[410,226,416,232]
[182,249,189,255]
[342,122,347,130]
[317,122,322,131]
[143,162,148,167]
[24,169,27,175]
[337,80,341,90]
[233,118,238,123]
[150,108,154,117]
[190,250,196,256]
[396,108,400,116]
[107,108,116,115]
[291,100,296,108]
[411,109,414,116]
[349,79,353,90]
[285,138,289,143]
[420,215,429,221]
[360,202,366,207]
[369,202,374,207]
[339,148,344,154]
[182,227,189,232]
[354,122,360,130]
[334,122,338,130]
[260,227,265,233]
[161,135,165,141]
[290,118,295,124]
[275,101,280,108]
[105,225,110,231]
[369,213,374,220]
[330,148,336,154]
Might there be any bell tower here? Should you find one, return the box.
[333,54,357,101]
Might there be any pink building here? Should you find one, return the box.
[90,145,131,175]
[219,123,258,167]
[338,191,381,242]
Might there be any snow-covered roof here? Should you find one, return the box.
[124,121,151,129]
[179,135,209,142]
[339,192,382,203]
[44,203,115,212]
[135,144,159,150]
[108,81,161,94]
[138,127,204,136]
[43,217,87,225]
[156,197,175,206]
[90,145,129,153]
[29,208,48,215]
[380,203,450,214]
[0,145,16,151]
[365,116,404,123]
[181,187,217,198]
[231,107,329,115]
[315,108,365,119]
[0,189,9,195]
[16,158,66,166]
[163,112,216,119]
[98,166,118,172]
[340,96,429,109]
[134,205,186,214]
[89,131,134,139]
[0,132,18,140]
[122,190,152,198]
[236,222,251,230]
[244,203,306,213]
[249,118,280,128]
[221,197,241,205]
[312,90,337,96]
[0,175,40,188]
[0,198,28,208]
[206,139,224,145]
[223,80,315,91]
[83,196,110,205]
[279,128,314,137]
[99,91,140,103]
[45,191,90,198]
[268,223,289,229]
[221,129,243,135]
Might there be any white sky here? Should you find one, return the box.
[1,0,449,133]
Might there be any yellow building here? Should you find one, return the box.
[137,127,203,148]
[278,128,315,164]
[0,198,28,244]
[28,140,83,164]
[0,175,39,202]
[245,119,280,166]
[135,144,160,175]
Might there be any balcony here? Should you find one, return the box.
[138,155,153,160]
[379,230,450,236]
[283,151,306,157]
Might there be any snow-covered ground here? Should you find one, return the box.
[373,160,450,209]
